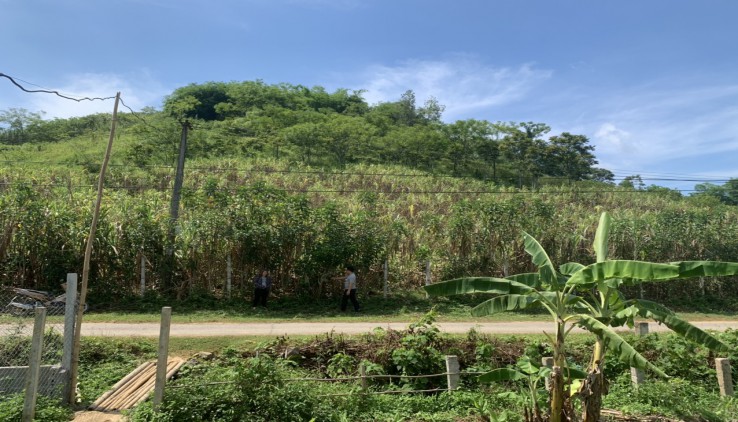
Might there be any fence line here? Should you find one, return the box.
[1,272,82,418]
[167,366,485,396]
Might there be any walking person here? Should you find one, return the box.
[252,269,272,309]
[336,265,361,312]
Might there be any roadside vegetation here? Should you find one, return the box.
[6,315,738,421]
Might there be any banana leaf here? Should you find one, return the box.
[560,262,585,276]
[627,299,730,352]
[566,261,680,288]
[472,294,541,316]
[576,314,667,378]
[423,277,534,297]
[671,261,738,278]
[478,368,526,383]
[506,273,541,288]
[593,212,611,263]
[523,231,560,289]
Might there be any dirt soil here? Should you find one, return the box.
[73,410,125,421]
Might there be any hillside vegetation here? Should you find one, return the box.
[0,81,737,309]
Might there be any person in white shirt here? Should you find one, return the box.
[338,265,360,312]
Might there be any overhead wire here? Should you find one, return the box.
[0,72,116,102]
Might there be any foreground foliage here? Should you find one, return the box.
[3,318,737,421]
[124,315,738,421]
[424,212,737,422]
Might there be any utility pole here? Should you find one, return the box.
[69,92,120,404]
[170,121,189,227]
[165,121,189,290]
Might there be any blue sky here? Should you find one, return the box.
[2,0,738,191]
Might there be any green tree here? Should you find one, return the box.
[381,125,448,170]
[499,123,549,187]
[693,178,738,205]
[444,119,495,175]
[417,96,445,124]
[281,122,323,165]
[544,132,598,181]
[164,82,229,121]
[619,174,645,190]
[0,108,46,144]
[321,116,377,167]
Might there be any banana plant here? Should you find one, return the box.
[566,213,738,421]
[424,212,737,422]
[480,356,588,422]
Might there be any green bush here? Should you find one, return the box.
[604,376,737,421]
[0,394,72,422]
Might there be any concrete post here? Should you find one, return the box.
[383,260,389,298]
[631,322,649,386]
[226,255,232,299]
[716,358,734,396]
[153,307,172,410]
[140,254,146,297]
[62,273,78,403]
[445,355,459,391]
[425,260,431,286]
[542,357,554,390]
[23,307,47,422]
[360,363,367,391]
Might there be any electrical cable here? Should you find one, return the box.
[0,72,116,102]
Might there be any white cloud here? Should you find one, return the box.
[579,83,738,186]
[355,57,552,120]
[594,123,633,153]
[25,71,169,119]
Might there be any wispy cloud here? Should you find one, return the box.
[586,83,738,177]
[353,57,552,120]
[23,71,169,119]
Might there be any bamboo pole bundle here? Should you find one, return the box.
[89,361,154,410]
[89,357,187,411]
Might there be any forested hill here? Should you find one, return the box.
[1,80,615,188]
[1,80,738,307]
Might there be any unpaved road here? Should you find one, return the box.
[47,320,738,337]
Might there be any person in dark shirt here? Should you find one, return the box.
[252,269,272,308]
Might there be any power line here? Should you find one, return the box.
[0,180,700,195]
[0,72,116,102]
[0,158,734,185]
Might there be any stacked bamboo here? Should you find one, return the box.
[89,358,186,411]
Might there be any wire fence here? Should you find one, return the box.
[167,356,474,398]
[0,286,72,398]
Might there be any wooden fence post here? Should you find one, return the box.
[153,307,172,410]
[716,358,734,396]
[631,322,649,386]
[445,355,459,391]
[23,307,47,422]
[383,260,389,299]
[542,357,554,390]
[62,273,78,403]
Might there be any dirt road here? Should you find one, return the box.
[58,320,738,337]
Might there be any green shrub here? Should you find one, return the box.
[0,394,72,422]
[391,312,445,389]
[604,376,735,421]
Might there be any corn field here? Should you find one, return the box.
[1,158,738,306]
